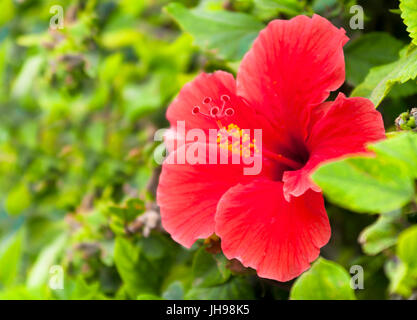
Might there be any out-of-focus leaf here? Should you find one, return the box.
[254,0,304,19]
[0,0,15,25]
[192,248,231,287]
[359,211,402,255]
[312,0,338,13]
[385,258,413,297]
[53,277,106,300]
[0,285,50,300]
[386,226,417,297]
[114,237,160,298]
[0,230,24,286]
[5,183,32,216]
[397,225,417,271]
[290,258,356,300]
[137,294,164,300]
[185,277,254,300]
[400,0,417,45]
[345,32,404,85]
[27,234,67,288]
[11,55,43,99]
[312,155,414,214]
[165,3,264,61]
[351,45,417,107]
[162,281,184,300]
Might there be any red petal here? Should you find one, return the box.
[157,143,258,248]
[167,71,236,132]
[283,94,386,200]
[215,180,330,282]
[237,15,348,141]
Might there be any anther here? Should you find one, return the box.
[221,95,230,102]
[192,106,200,114]
[210,106,220,117]
[203,97,212,104]
[225,108,234,116]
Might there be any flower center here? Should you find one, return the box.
[217,123,259,158]
[191,95,304,170]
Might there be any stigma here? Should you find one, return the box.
[192,95,235,127]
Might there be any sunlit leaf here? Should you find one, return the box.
[351,45,417,107]
[400,0,417,45]
[290,258,356,300]
[165,3,264,61]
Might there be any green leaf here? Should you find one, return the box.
[397,225,417,271]
[162,281,184,300]
[351,45,417,107]
[386,226,417,297]
[0,230,24,287]
[345,33,404,85]
[5,183,32,215]
[185,277,254,300]
[114,237,160,298]
[254,0,304,19]
[192,248,231,287]
[290,258,356,300]
[359,211,402,255]
[11,55,43,99]
[400,0,417,45]
[369,132,417,179]
[165,3,264,61]
[385,258,414,297]
[312,155,414,214]
[26,234,67,288]
[53,277,107,300]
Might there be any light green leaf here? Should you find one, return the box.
[312,155,414,214]
[397,225,417,271]
[0,230,24,286]
[165,3,264,61]
[400,0,417,45]
[27,234,67,288]
[369,132,417,179]
[290,258,356,300]
[345,32,404,85]
[254,0,304,18]
[385,258,414,297]
[0,0,15,25]
[5,183,32,216]
[11,55,43,99]
[386,226,417,297]
[359,211,402,255]
[351,45,417,107]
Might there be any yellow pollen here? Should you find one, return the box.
[216,123,259,157]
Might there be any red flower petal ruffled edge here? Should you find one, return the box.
[215,180,330,282]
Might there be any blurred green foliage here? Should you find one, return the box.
[0,0,417,300]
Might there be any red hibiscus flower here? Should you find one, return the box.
[157,15,385,282]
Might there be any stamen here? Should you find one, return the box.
[217,123,259,158]
[225,108,234,116]
[192,106,200,115]
[210,106,220,116]
[221,95,230,102]
[203,97,212,104]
